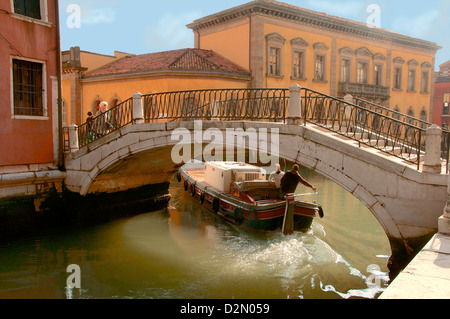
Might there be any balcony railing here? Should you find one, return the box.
[339,81,390,98]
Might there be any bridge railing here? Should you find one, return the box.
[141,89,287,123]
[353,96,450,172]
[64,86,449,172]
[301,88,428,168]
[76,98,133,148]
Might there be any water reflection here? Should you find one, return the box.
[0,169,391,299]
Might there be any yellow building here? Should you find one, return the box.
[62,47,134,126]
[62,47,251,126]
[187,0,441,122]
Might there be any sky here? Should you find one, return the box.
[59,0,450,70]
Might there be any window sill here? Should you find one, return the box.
[11,13,53,28]
[407,89,417,93]
[12,115,49,121]
[267,74,284,79]
[291,76,307,81]
[313,79,328,84]
[392,88,403,92]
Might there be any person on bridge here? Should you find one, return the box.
[280,164,316,198]
[95,101,113,136]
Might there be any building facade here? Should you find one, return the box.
[187,0,441,122]
[62,48,251,126]
[62,47,134,127]
[0,0,61,170]
[433,61,450,128]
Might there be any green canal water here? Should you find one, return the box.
[0,168,391,299]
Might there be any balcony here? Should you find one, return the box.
[338,82,390,99]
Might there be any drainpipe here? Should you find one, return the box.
[55,0,64,170]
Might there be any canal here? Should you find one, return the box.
[0,168,391,299]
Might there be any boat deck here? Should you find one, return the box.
[186,169,205,183]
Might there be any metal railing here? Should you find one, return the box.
[63,87,449,172]
[301,88,428,169]
[77,98,133,148]
[142,88,287,123]
[354,96,450,171]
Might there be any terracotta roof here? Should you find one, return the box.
[84,49,250,78]
[440,60,450,69]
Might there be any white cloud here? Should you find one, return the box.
[391,10,440,38]
[81,7,116,25]
[145,12,201,51]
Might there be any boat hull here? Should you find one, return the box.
[177,164,323,233]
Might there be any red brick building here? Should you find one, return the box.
[0,0,62,170]
[433,60,450,128]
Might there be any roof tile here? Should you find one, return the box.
[85,48,250,77]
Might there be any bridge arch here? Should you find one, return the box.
[65,120,447,263]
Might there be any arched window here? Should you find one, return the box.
[109,94,122,109]
[91,95,103,115]
[420,108,428,128]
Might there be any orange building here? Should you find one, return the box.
[187,0,441,122]
[61,47,134,126]
[63,48,251,125]
[0,0,61,169]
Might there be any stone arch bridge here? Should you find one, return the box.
[63,86,450,265]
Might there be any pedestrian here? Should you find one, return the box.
[95,101,111,136]
[85,112,95,142]
[86,112,94,123]
[280,164,316,198]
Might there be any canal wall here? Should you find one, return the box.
[0,169,171,239]
[380,232,450,299]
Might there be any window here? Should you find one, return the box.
[421,71,429,93]
[315,55,325,81]
[13,0,41,19]
[12,59,44,117]
[357,62,368,84]
[291,37,308,80]
[372,53,386,86]
[393,57,405,91]
[341,59,351,82]
[292,51,304,79]
[269,47,280,76]
[394,67,402,90]
[420,109,427,124]
[374,64,383,86]
[444,93,450,115]
[313,42,329,82]
[408,70,416,92]
[407,60,418,92]
[266,33,285,78]
[355,47,372,85]
[339,47,354,83]
[421,62,432,93]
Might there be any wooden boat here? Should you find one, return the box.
[177,161,324,234]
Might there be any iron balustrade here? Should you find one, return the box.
[354,97,450,172]
[77,98,133,148]
[64,87,449,172]
[301,88,427,169]
[142,89,287,123]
